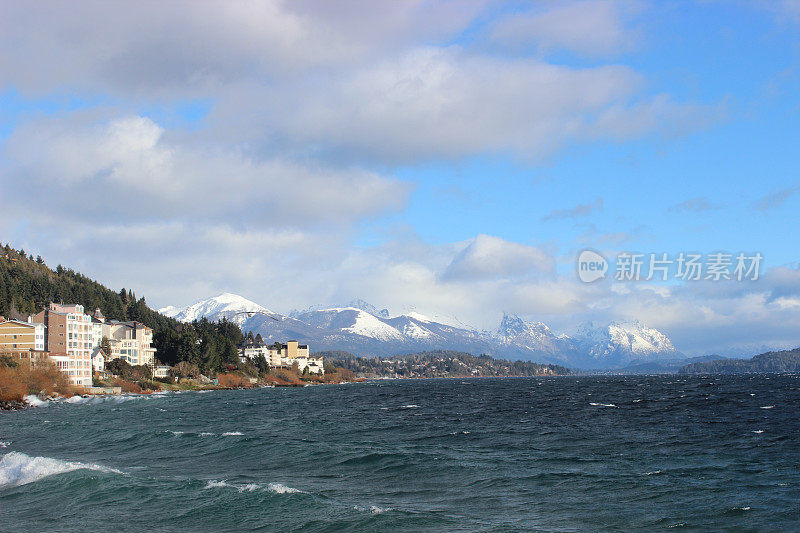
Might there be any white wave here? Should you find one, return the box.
[167,431,185,436]
[221,431,244,436]
[354,505,392,514]
[0,442,10,448]
[589,402,617,408]
[0,451,122,489]
[23,395,49,407]
[64,395,92,404]
[203,480,304,494]
[400,404,420,409]
[632,399,642,403]
[644,470,663,476]
[199,432,215,437]
[204,480,232,489]
[752,430,765,434]
[267,482,304,494]
[760,405,775,409]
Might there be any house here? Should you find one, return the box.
[153,364,172,379]
[91,347,106,372]
[294,354,325,375]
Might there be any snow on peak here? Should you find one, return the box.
[405,311,432,322]
[341,309,404,341]
[158,305,180,318]
[160,293,274,325]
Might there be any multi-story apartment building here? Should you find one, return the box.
[0,318,49,366]
[238,338,269,364]
[99,320,156,367]
[31,303,94,387]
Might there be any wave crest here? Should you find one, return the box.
[0,451,123,489]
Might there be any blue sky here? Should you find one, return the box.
[1,1,800,355]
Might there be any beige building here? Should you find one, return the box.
[31,303,94,387]
[238,339,322,374]
[100,320,156,367]
[29,303,157,386]
[0,319,49,366]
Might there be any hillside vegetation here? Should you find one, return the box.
[322,350,571,378]
[679,348,800,374]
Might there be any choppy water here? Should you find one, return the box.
[1,376,799,532]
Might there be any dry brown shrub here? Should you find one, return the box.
[113,379,142,393]
[217,373,251,388]
[0,366,27,402]
[18,361,75,397]
[271,368,301,384]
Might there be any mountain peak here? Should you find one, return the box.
[498,313,551,338]
[345,299,390,318]
[159,293,273,325]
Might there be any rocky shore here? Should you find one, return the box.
[0,399,27,411]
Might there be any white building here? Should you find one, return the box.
[154,364,171,379]
[97,317,157,367]
[91,348,106,372]
[238,339,323,374]
[294,355,325,375]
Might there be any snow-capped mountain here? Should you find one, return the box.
[158,293,683,369]
[158,293,275,326]
[495,314,575,364]
[571,321,680,367]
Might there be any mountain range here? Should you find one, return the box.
[159,293,685,369]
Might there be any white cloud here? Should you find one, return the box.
[3,114,411,226]
[489,1,639,57]
[0,2,718,164]
[441,235,555,281]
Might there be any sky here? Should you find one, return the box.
[1,0,800,356]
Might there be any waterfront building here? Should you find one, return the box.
[31,303,95,387]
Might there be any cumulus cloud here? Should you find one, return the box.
[441,235,555,281]
[0,1,719,164]
[489,1,639,57]
[2,114,411,227]
[0,0,485,95]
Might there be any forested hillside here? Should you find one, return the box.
[322,350,571,378]
[0,244,242,372]
[679,348,800,374]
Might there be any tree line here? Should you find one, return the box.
[322,349,571,377]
